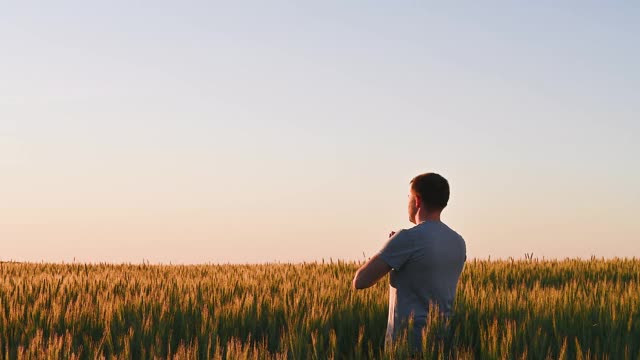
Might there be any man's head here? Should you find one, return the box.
[408,172,450,224]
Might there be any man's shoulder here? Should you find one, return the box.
[410,221,465,242]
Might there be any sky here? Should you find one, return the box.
[1,2,639,263]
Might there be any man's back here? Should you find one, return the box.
[378,219,466,347]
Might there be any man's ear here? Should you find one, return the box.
[414,195,421,209]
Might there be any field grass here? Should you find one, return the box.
[0,258,638,359]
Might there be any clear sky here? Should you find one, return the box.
[1,2,639,263]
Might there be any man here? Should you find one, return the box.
[352,172,466,352]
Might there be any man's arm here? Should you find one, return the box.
[352,254,392,290]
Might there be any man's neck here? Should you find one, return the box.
[415,210,441,224]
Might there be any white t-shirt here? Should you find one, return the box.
[377,220,466,349]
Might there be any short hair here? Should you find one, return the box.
[410,173,450,211]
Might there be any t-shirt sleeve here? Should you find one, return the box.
[377,229,414,270]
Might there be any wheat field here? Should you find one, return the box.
[0,258,638,359]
